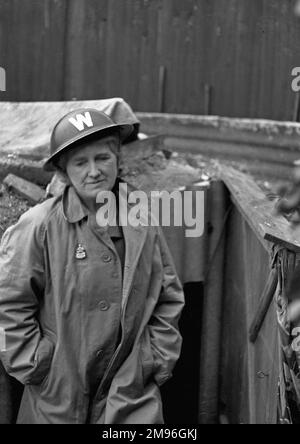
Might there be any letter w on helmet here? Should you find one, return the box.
[68,112,94,131]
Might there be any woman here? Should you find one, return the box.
[0,108,184,424]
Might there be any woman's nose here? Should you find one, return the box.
[88,162,101,177]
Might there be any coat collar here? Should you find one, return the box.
[62,186,89,224]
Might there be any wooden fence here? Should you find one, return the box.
[0,0,300,120]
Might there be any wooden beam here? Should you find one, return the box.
[249,267,278,343]
[221,166,300,253]
[137,113,300,151]
[0,157,52,186]
[3,174,45,204]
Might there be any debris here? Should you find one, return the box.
[200,174,210,181]
[3,174,45,204]
[194,181,210,187]
[0,188,31,237]
[7,153,17,159]
[138,133,148,140]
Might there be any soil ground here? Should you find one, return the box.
[0,186,31,237]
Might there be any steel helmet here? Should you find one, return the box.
[43,108,134,171]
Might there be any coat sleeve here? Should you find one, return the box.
[0,211,54,385]
[148,228,185,387]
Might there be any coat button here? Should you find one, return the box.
[96,349,103,358]
[98,300,110,311]
[101,253,112,263]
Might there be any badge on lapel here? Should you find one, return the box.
[75,243,87,260]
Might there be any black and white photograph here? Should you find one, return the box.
[1,0,300,428]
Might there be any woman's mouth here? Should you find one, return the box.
[86,180,104,185]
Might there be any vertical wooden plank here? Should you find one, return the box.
[220,206,250,423]
[198,181,229,424]
[158,65,166,112]
[64,0,109,100]
[220,204,279,424]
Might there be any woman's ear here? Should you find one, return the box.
[54,167,71,185]
[53,152,70,183]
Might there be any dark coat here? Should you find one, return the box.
[0,185,184,424]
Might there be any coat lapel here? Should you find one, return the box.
[121,225,147,307]
[118,182,148,308]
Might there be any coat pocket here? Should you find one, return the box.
[139,327,154,385]
[29,334,55,386]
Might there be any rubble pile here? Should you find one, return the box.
[0,183,31,237]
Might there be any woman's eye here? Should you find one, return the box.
[75,161,86,166]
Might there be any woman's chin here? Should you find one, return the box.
[85,182,107,193]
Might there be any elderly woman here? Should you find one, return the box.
[0,108,184,424]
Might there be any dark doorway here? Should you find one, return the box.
[161,282,203,424]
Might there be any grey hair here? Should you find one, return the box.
[51,133,121,179]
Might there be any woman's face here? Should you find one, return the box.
[65,135,119,208]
